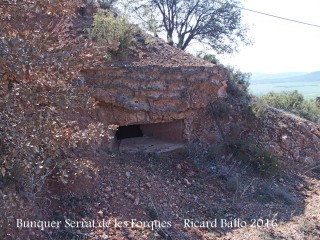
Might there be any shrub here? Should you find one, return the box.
[89,9,137,52]
[261,91,320,123]
[208,136,280,177]
[250,147,280,177]
[255,184,293,204]
[251,97,268,117]
[226,66,251,97]
[299,99,320,123]
[261,90,303,110]
[196,53,220,64]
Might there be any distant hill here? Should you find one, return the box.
[248,71,320,99]
[250,72,306,81]
[250,71,320,84]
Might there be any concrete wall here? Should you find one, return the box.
[140,120,185,143]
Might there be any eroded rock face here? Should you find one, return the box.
[257,108,320,165]
[83,65,228,144]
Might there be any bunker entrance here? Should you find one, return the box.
[115,125,143,140]
[114,120,185,153]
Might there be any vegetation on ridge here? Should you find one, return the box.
[261,90,320,123]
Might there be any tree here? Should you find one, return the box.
[130,0,249,53]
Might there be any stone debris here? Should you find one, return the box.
[124,192,135,200]
[134,197,140,205]
[97,210,104,217]
[184,178,191,186]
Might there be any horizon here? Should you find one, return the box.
[250,70,320,75]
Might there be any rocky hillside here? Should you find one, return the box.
[256,107,320,166]
[1,3,320,240]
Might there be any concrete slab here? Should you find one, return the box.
[119,137,185,153]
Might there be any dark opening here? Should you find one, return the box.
[112,121,185,153]
[115,120,184,143]
[78,6,85,16]
[115,125,143,140]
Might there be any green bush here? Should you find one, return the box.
[261,90,320,122]
[250,147,280,177]
[226,66,251,97]
[299,99,320,122]
[261,90,303,110]
[196,53,220,64]
[89,9,137,52]
[250,97,268,117]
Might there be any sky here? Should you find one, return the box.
[216,0,320,74]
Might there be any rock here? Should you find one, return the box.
[145,182,151,188]
[97,210,104,217]
[125,172,131,178]
[293,149,300,159]
[105,186,112,192]
[96,229,104,235]
[214,231,222,237]
[176,164,182,170]
[101,233,109,239]
[304,184,313,191]
[304,157,315,165]
[134,197,140,205]
[184,178,191,186]
[186,171,196,177]
[255,108,320,166]
[127,234,134,239]
[124,192,135,200]
[296,184,304,191]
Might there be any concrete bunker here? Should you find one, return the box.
[83,57,228,153]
